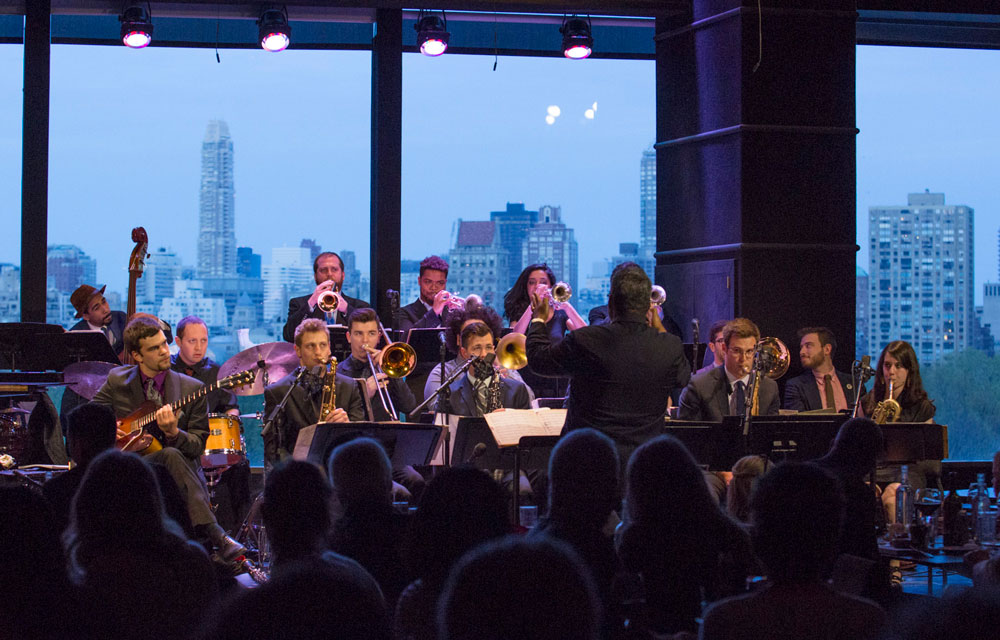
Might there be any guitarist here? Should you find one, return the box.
[93,315,244,560]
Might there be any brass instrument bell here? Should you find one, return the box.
[551,282,572,304]
[651,285,667,306]
[496,332,528,371]
[317,290,341,313]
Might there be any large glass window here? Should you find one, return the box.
[401,53,654,323]
[0,43,23,322]
[48,44,371,465]
[857,45,1000,459]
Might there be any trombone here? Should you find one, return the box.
[365,318,417,421]
[742,336,790,435]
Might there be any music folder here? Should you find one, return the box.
[293,421,441,468]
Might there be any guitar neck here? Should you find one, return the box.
[134,379,224,430]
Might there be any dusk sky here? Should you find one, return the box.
[1,42,999,303]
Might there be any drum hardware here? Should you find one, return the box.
[219,342,299,396]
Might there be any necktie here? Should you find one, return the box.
[731,381,746,416]
[824,374,836,410]
[145,378,164,406]
[103,326,113,345]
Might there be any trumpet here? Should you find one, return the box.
[317,290,341,314]
[365,319,417,421]
[651,285,666,306]
[441,292,483,311]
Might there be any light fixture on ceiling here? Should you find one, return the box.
[258,5,291,52]
[415,10,450,57]
[560,15,593,60]
[119,2,153,49]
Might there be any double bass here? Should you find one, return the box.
[120,227,148,364]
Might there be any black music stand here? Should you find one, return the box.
[881,422,948,464]
[326,325,351,363]
[33,331,121,370]
[747,414,848,463]
[663,417,744,471]
[512,435,560,526]
[406,327,451,362]
[297,422,441,469]
[0,323,67,370]
[452,417,508,470]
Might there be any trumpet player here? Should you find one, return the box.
[678,318,780,421]
[338,309,416,422]
[282,251,371,342]
[398,255,451,336]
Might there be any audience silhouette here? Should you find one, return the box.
[725,454,773,523]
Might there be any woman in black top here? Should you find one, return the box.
[860,340,936,423]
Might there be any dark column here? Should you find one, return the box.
[370,8,403,325]
[655,1,859,373]
[21,0,50,323]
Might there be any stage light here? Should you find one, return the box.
[119,2,153,49]
[560,16,593,60]
[415,11,450,57]
[258,6,291,52]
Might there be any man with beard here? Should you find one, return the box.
[397,255,451,336]
[783,327,858,413]
[69,284,127,355]
[282,252,371,341]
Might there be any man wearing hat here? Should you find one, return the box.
[69,284,127,356]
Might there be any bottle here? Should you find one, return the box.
[942,472,963,546]
[974,473,995,545]
[895,465,914,526]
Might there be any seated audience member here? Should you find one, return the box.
[64,449,217,640]
[43,402,118,535]
[881,586,1000,640]
[618,435,752,636]
[327,438,409,606]
[701,462,886,640]
[395,467,509,640]
[204,561,391,640]
[438,536,601,640]
[726,455,774,523]
[530,428,621,633]
[1,486,80,639]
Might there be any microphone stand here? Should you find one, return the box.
[410,341,475,467]
[260,366,308,471]
[850,357,875,418]
[386,289,401,342]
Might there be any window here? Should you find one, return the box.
[0,43,22,322]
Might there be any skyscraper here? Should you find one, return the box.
[263,247,314,326]
[448,220,509,315]
[136,246,181,308]
[47,245,97,293]
[197,120,237,278]
[855,266,869,361]
[522,205,579,293]
[638,148,657,276]
[867,191,974,363]
[490,202,538,288]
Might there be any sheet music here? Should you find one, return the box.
[484,409,566,447]
[292,424,317,461]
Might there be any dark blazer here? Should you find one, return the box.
[526,312,691,448]
[92,365,209,462]
[588,304,683,336]
[397,299,447,337]
[262,368,365,464]
[677,366,779,421]
[70,309,127,357]
[783,368,860,412]
[441,374,531,416]
[282,292,370,342]
[336,355,417,421]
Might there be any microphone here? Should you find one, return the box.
[437,331,447,346]
[467,442,488,464]
[386,289,399,300]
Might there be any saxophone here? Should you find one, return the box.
[318,356,338,422]
[871,379,901,424]
[485,370,503,414]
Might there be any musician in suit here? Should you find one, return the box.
[69,284,127,355]
[526,262,690,460]
[397,255,451,337]
[783,327,859,412]
[696,320,728,375]
[93,315,243,559]
[678,318,780,421]
[282,251,371,342]
[264,318,365,466]
[170,315,239,416]
[439,322,531,416]
[337,308,416,422]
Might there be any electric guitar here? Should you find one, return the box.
[116,369,255,455]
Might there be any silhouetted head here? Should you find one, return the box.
[750,462,844,583]
[608,263,652,319]
[327,438,392,509]
[65,402,117,466]
[439,536,600,640]
[823,417,884,474]
[883,586,1000,640]
[625,435,717,529]
[406,467,508,582]
[546,428,620,529]
[726,455,774,522]
[262,459,332,564]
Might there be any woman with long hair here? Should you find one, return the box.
[726,455,774,523]
[504,263,587,336]
[618,435,752,636]
[860,340,935,423]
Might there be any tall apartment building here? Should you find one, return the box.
[47,245,97,294]
[448,220,509,315]
[0,264,19,322]
[855,266,869,361]
[867,191,974,363]
[638,148,657,276]
[136,247,181,307]
[263,247,315,327]
[197,120,237,278]
[490,202,538,288]
[522,205,579,293]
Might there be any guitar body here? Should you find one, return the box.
[115,399,164,456]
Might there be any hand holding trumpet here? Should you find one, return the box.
[309,280,346,314]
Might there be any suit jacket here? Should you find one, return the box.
[442,374,531,416]
[262,368,365,464]
[336,355,417,421]
[783,368,860,412]
[70,310,127,358]
[526,312,691,448]
[282,292,370,342]
[588,304,683,336]
[677,366,780,421]
[93,365,209,463]
[397,299,447,337]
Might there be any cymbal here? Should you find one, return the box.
[219,342,299,396]
[63,360,117,400]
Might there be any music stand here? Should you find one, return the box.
[0,323,66,370]
[881,422,948,464]
[296,422,441,469]
[33,331,121,371]
[663,417,744,471]
[747,414,848,462]
[452,417,507,470]
[326,325,351,363]
[404,327,451,413]
[512,435,560,525]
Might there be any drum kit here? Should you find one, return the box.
[63,341,300,473]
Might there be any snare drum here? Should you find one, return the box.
[201,414,245,469]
